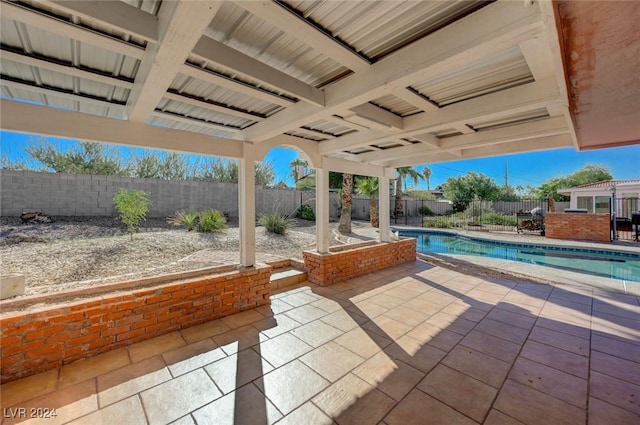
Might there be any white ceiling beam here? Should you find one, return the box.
[411,133,440,148]
[394,89,472,134]
[296,127,336,139]
[180,64,293,107]
[192,36,325,107]
[242,0,544,142]
[0,99,243,158]
[0,48,134,89]
[42,0,158,42]
[162,91,263,122]
[347,103,403,130]
[151,111,241,134]
[320,78,561,155]
[322,157,387,178]
[126,1,221,122]
[1,78,125,111]
[380,133,573,167]
[233,1,370,73]
[323,115,371,131]
[1,1,145,59]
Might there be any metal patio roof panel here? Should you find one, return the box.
[370,94,422,117]
[411,47,533,106]
[305,120,355,137]
[204,1,347,88]
[148,115,239,139]
[158,99,254,129]
[283,0,489,60]
[468,108,550,131]
[171,73,282,117]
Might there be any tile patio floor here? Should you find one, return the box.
[2,260,640,425]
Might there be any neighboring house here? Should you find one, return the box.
[558,180,640,218]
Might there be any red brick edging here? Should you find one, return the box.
[545,212,611,242]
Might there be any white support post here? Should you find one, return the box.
[315,166,330,253]
[239,143,256,267]
[379,175,391,242]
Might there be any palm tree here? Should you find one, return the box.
[394,166,422,217]
[422,166,432,191]
[338,173,353,233]
[355,177,379,227]
[289,158,308,183]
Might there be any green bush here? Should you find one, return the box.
[259,213,291,235]
[423,217,454,228]
[198,209,227,233]
[113,188,152,240]
[480,212,518,226]
[418,205,432,216]
[167,209,199,231]
[296,204,316,221]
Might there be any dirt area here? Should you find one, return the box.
[0,217,541,299]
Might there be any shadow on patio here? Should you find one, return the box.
[2,260,639,424]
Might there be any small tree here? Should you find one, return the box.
[113,188,151,240]
[338,173,354,233]
[355,177,379,227]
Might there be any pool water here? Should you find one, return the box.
[399,230,640,283]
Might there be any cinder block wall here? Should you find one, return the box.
[0,264,271,383]
[545,212,611,242]
[0,170,340,218]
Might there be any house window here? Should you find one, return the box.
[621,193,639,218]
[577,196,593,212]
[595,196,610,214]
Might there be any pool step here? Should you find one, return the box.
[270,267,307,289]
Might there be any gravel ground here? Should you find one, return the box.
[0,217,342,296]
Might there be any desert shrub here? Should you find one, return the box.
[296,204,315,221]
[259,213,291,235]
[167,209,199,231]
[198,209,227,233]
[480,212,518,226]
[423,217,454,228]
[418,205,432,216]
[113,188,151,240]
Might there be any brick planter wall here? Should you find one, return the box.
[303,238,416,286]
[0,265,271,384]
[545,212,611,242]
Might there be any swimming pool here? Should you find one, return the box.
[398,230,640,283]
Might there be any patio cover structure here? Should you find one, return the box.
[1,0,639,266]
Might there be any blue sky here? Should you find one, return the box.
[2,130,639,189]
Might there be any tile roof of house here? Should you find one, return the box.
[571,179,640,189]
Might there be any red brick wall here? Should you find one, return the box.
[545,212,611,242]
[303,238,416,286]
[0,265,271,383]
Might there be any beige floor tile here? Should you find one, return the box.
[333,327,392,359]
[58,348,130,389]
[279,291,320,307]
[255,298,295,316]
[460,329,521,363]
[423,311,475,335]
[140,368,221,425]
[362,316,412,340]
[442,345,510,389]
[474,318,529,344]
[521,340,589,379]
[484,308,536,330]
[425,329,464,352]
[405,321,441,344]
[192,383,282,425]
[67,395,146,425]
[312,373,395,425]
[277,401,336,425]
[418,364,497,422]
[384,389,476,425]
[441,303,488,322]
[367,293,406,310]
[204,347,273,394]
[128,332,186,363]
[384,336,447,374]
[592,316,640,342]
[534,317,591,340]
[591,334,640,363]
[300,341,365,382]
[474,282,513,295]
[221,309,265,329]
[528,325,589,357]
[353,352,424,401]
[465,288,507,304]
[501,292,547,310]
[494,379,585,425]
[311,298,347,313]
[256,360,329,415]
[169,415,196,425]
[291,319,344,347]
[508,357,587,408]
[285,304,329,324]
[416,291,458,307]
[253,313,302,339]
[484,409,526,425]
[321,310,369,332]
[348,301,389,319]
[98,356,171,407]
[213,324,268,356]
[590,350,640,385]
[402,298,444,316]
[258,332,313,368]
[180,319,231,344]
[588,397,640,425]
[2,380,98,425]
[0,369,58,408]
[382,305,430,327]
[589,370,640,414]
[162,339,227,377]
